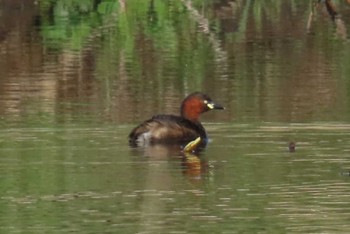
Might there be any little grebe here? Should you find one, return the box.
[129,92,224,146]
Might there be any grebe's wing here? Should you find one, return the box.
[128,115,205,146]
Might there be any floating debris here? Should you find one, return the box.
[340,171,350,177]
[289,142,296,153]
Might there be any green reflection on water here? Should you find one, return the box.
[30,0,350,124]
[1,122,350,233]
[2,0,350,233]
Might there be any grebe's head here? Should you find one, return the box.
[180,92,224,122]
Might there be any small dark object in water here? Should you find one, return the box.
[288,142,296,152]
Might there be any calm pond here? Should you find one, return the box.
[1,0,350,233]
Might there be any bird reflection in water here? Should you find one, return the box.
[130,137,210,181]
[181,137,210,181]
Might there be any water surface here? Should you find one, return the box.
[1,0,350,233]
[1,123,350,233]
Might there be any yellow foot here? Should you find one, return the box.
[183,137,201,152]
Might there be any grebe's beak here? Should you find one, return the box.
[206,101,225,110]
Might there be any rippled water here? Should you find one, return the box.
[1,0,350,233]
[1,123,350,233]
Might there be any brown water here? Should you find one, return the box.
[1,0,350,233]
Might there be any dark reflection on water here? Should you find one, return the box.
[1,0,350,125]
[1,0,350,233]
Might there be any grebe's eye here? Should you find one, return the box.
[204,100,215,109]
